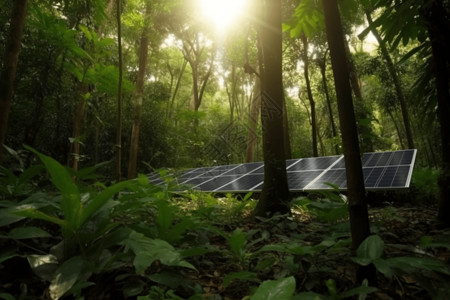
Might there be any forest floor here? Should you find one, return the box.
[2,193,450,300]
[184,198,450,299]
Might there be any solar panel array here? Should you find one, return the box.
[147,149,417,193]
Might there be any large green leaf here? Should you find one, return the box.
[25,146,81,232]
[49,256,85,300]
[387,256,450,276]
[8,226,52,239]
[81,179,138,226]
[223,271,259,287]
[228,228,246,257]
[356,235,384,261]
[122,231,196,274]
[250,276,296,300]
[14,208,65,227]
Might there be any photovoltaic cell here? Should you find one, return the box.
[147,149,417,192]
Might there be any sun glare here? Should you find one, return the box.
[198,0,247,32]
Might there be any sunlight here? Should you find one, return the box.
[198,0,247,32]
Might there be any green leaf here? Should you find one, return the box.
[223,271,259,287]
[14,208,65,227]
[387,257,450,276]
[351,257,373,266]
[373,258,392,279]
[340,285,378,298]
[0,293,16,300]
[228,228,246,257]
[27,254,58,282]
[122,231,196,274]
[356,235,384,261]
[8,226,52,239]
[24,146,81,232]
[250,276,296,300]
[292,292,323,300]
[81,179,137,226]
[49,256,85,300]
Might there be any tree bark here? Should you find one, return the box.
[318,50,339,155]
[0,0,28,162]
[365,10,414,150]
[282,95,292,159]
[386,109,405,149]
[127,11,150,179]
[322,0,375,283]
[246,77,261,162]
[253,0,290,217]
[70,86,88,171]
[167,59,187,121]
[422,0,450,226]
[115,0,123,182]
[301,34,318,157]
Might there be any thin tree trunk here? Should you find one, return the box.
[115,0,123,182]
[246,77,261,162]
[301,34,318,157]
[70,87,88,171]
[128,7,150,179]
[345,40,374,153]
[282,95,292,159]
[322,0,375,283]
[386,109,405,149]
[366,11,414,149]
[318,50,339,155]
[0,0,28,162]
[167,59,187,121]
[253,0,290,217]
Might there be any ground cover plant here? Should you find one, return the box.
[1,149,449,299]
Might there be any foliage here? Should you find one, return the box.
[0,150,448,298]
[352,234,450,298]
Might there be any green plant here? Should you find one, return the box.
[0,147,202,299]
[352,235,450,298]
[293,187,348,224]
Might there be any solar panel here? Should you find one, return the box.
[148,149,417,192]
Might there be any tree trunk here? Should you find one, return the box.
[422,0,450,226]
[345,41,374,153]
[366,11,414,150]
[167,59,187,121]
[386,109,405,149]
[282,95,292,159]
[128,7,150,179]
[0,0,28,162]
[322,0,375,283]
[70,87,88,171]
[318,50,339,155]
[246,77,261,162]
[253,0,290,218]
[301,34,318,157]
[115,0,123,182]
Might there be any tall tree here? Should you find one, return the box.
[128,3,151,179]
[367,0,450,224]
[364,9,415,149]
[115,0,123,182]
[321,0,375,282]
[421,0,450,225]
[246,76,261,162]
[0,0,28,162]
[316,48,339,155]
[253,0,290,217]
[300,34,319,157]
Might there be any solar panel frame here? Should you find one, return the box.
[147,149,417,193]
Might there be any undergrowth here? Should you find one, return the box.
[0,148,449,299]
